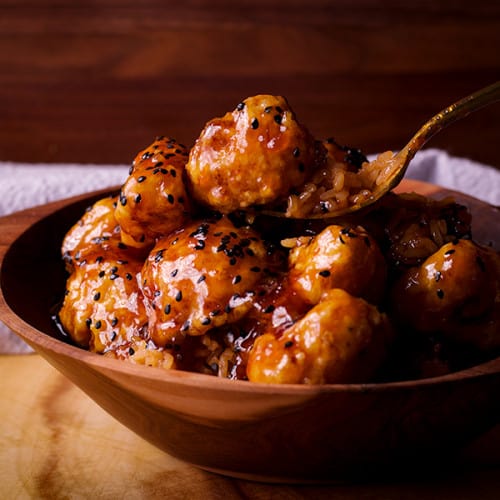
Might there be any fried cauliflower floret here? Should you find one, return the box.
[59,247,147,353]
[287,225,387,305]
[140,216,271,348]
[62,195,121,271]
[115,136,192,248]
[186,94,317,212]
[391,239,500,350]
[246,288,394,384]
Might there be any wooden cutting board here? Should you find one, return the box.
[1,354,500,499]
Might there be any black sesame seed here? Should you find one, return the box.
[197,275,206,283]
[274,114,282,125]
[251,118,259,129]
[201,317,211,326]
[437,289,445,299]
[129,347,135,355]
[264,106,272,113]
[236,102,245,111]
[319,270,331,278]
[137,176,146,183]
[93,292,101,301]
[154,249,164,262]
[164,304,171,314]
[339,234,346,245]
[111,331,117,341]
[95,320,102,329]
[125,273,133,280]
[119,193,127,206]
[225,304,232,313]
[98,270,105,278]
[194,240,205,250]
[229,257,237,266]
[181,320,190,332]
[111,317,118,327]
[135,194,142,203]
[175,290,183,302]
[167,194,175,204]
[444,249,456,256]
[211,309,222,317]
[435,271,442,282]
[263,305,275,314]
[232,275,242,284]
[284,340,294,348]
[250,266,261,272]
[170,169,177,177]
[171,268,178,277]
[292,147,300,157]
[86,318,92,327]
[110,273,119,280]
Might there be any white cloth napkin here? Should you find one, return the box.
[1,148,499,354]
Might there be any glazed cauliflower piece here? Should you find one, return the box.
[59,247,148,353]
[287,224,387,305]
[115,136,192,248]
[186,94,317,212]
[140,216,272,348]
[61,195,121,271]
[391,239,500,350]
[246,288,394,384]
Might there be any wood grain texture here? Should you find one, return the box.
[0,1,499,165]
[1,356,500,497]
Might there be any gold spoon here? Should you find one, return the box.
[268,81,500,219]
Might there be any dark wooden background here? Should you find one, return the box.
[1,0,499,167]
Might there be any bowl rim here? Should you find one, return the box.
[2,287,500,395]
[1,180,499,394]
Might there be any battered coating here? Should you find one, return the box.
[62,195,121,271]
[140,216,272,348]
[186,95,317,212]
[287,225,387,305]
[59,247,148,353]
[246,288,394,384]
[391,239,500,350]
[115,137,192,248]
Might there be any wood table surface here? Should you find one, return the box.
[1,352,500,498]
[1,0,499,167]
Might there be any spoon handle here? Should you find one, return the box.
[401,80,500,164]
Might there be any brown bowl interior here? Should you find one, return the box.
[1,180,500,483]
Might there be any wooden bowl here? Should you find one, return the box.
[1,179,499,483]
